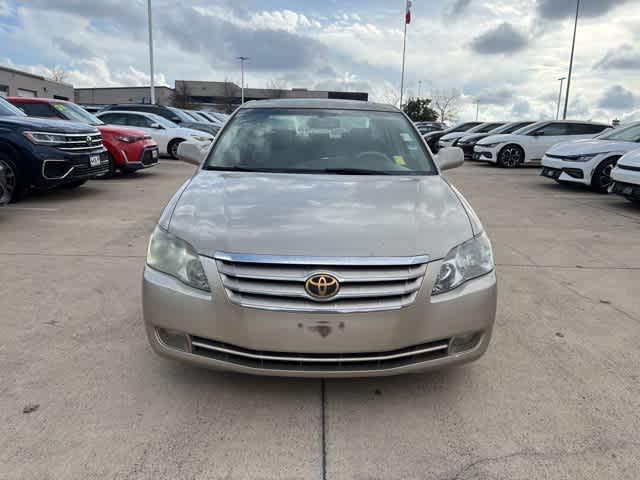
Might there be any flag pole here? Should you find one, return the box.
[399,20,407,109]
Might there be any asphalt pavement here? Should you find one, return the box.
[1,161,639,479]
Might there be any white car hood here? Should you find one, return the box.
[170,127,212,139]
[168,172,474,260]
[618,149,640,168]
[476,134,518,146]
[547,139,638,156]
[440,132,467,141]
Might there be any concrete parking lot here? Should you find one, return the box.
[2,161,640,479]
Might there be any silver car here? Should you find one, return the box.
[143,99,497,377]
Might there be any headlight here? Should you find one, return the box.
[146,225,210,292]
[567,154,598,162]
[115,135,141,143]
[479,142,503,149]
[432,232,494,295]
[23,131,68,145]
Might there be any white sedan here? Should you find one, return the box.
[540,121,640,192]
[474,120,610,168]
[610,148,640,204]
[96,111,214,159]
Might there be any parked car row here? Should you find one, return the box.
[434,117,639,203]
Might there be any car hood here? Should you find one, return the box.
[546,139,638,156]
[169,127,213,139]
[457,133,490,144]
[477,134,518,146]
[97,125,148,136]
[0,115,97,133]
[440,132,468,141]
[618,149,640,168]
[168,173,473,259]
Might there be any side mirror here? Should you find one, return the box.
[436,147,464,171]
[530,130,544,136]
[177,140,206,166]
[150,123,164,130]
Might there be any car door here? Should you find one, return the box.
[526,123,570,161]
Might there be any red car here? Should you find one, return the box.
[7,97,159,175]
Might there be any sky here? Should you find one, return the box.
[1,0,639,122]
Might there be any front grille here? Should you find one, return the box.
[612,181,640,198]
[190,336,450,372]
[58,133,104,152]
[215,253,430,313]
[141,148,159,165]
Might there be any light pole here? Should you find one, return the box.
[146,0,155,104]
[563,0,580,119]
[418,80,422,98]
[475,100,480,121]
[237,56,250,104]
[556,77,566,120]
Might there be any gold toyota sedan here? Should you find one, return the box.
[143,99,497,377]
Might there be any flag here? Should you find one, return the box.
[405,0,413,24]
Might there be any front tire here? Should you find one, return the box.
[591,158,617,193]
[0,152,24,202]
[168,139,184,159]
[497,145,524,168]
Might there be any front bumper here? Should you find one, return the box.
[122,147,160,171]
[458,144,475,160]
[40,148,110,185]
[540,155,597,185]
[610,165,640,199]
[142,257,497,377]
[473,145,499,163]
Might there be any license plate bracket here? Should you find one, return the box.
[89,155,101,167]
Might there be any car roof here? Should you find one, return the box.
[97,110,161,119]
[530,120,610,126]
[240,98,399,112]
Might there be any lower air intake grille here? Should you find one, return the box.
[190,336,450,372]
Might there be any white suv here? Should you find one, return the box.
[474,121,610,168]
[610,148,640,204]
[541,121,640,192]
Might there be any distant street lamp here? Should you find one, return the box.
[237,56,250,104]
[475,100,480,121]
[418,80,422,98]
[556,77,567,120]
[563,0,581,119]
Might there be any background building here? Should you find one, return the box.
[76,81,368,112]
[0,65,74,100]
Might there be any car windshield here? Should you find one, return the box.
[597,123,640,142]
[491,122,533,134]
[168,107,197,123]
[468,122,504,134]
[204,108,437,175]
[147,113,179,128]
[54,102,104,125]
[443,122,479,134]
[513,122,546,135]
[0,97,27,117]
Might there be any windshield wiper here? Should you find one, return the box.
[316,168,393,175]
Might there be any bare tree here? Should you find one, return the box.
[221,78,240,114]
[432,88,461,122]
[49,66,67,83]
[172,81,193,108]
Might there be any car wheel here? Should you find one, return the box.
[168,139,184,159]
[497,145,524,168]
[0,153,24,202]
[591,158,617,193]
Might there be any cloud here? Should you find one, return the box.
[536,0,632,20]
[597,85,636,110]
[53,37,94,59]
[470,23,528,55]
[594,44,640,70]
[0,0,10,16]
[476,87,516,106]
[511,100,531,117]
[444,0,473,18]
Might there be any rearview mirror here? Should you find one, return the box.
[150,123,164,130]
[177,140,206,166]
[436,147,464,171]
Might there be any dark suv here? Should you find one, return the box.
[0,97,109,202]
[100,104,218,136]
